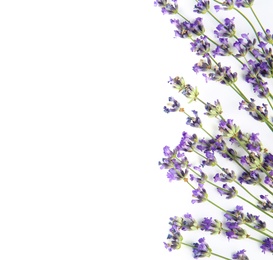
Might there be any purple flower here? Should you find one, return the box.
[154,0,178,15]
[261,237,273,254]
[163,146,173,157]
[212,38,231,57]
[192,184,208,203]
[245,213,266,230]
[225,222,248,240]
[214,168,236,183]
[224,206,244,222]
[217,183,237,199]
[170,19,192,38]
[168,216,184,231]
[238,170,261,185]
[177,131,198,152]
[207,63,237,84]
[219,119,240,138]
[214,18,236,38]
[201,151,217,166]
[192,237,212,258]
[264,171,273,187]
[164,227,183,251]
[194,0,210,14]
[193,56,212,73]
[258,29,273,44]
[190,17,205,36]
[181,213,199,231]
[258,195,273,212]
[214,1,235,12]
[232,249,249,260]
[235,0,254,8]
[182,84,199,102]
[204,99,222,117]
[168,76,186,92]
[233,34,256,57]
[263,153,273,170]
[200,217,223,234]
[191,166,208,184]
[163,97,180,113]
[186,110,202,128]
[239,99,269,121]
[166,168,189,182]
[190,36,210,56]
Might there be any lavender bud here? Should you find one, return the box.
[192,238,212,258]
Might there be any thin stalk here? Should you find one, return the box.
[250,7,266,35]
[181,243,231,260]
[238,194,273,220]
[260,183,273,197]
[234,8,261,44]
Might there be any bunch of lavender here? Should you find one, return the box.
[155,0,273,258]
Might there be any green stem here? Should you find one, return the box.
[260,183,273,197]
[177,12,189,22]
[238,194,273,220]
[181,243,231,260]
[234,8,261,44]
[266,96,273,111]
[250,6,266,35]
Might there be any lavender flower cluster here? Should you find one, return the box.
[155,0,273,259]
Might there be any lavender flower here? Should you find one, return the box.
[182,84,199,102]
[225,222,249,240]
[192,237,212,258]
[238,170,261,185]
[232,249,249,260]
[170,19,192,38]
[154,0,178,15]
[235,0,254,8]
[194,0,210,14]
[239,99,269,121]
[264,171,273,187]
[169,216,184,230]
[192,184,208,203]
[193,56,212,73]
[177,131,198,152]
[217,183,238,199]
[201,151,217,166]
[186,110,202,128]
[181,213,199,231]
[167,168,189,181]
[258,29,273,45]
[164,228,183,251]
[208,63,237,84]
[190,17,205,36]
[190,36,210,56]
[240,153,264,171]
[190,166,208,184]
[261,237,273,254]
[214,168,236,183]
[214,1,235,12]
[212,37,231,57]
[233,34,256,57]
[219,119,240,139]
[204,100,223,117]
[245,213,266,230]
[214,18,236,38]
[159,145,189,171]
[163,97,180,113]
[200,217,223,234]
[168,76,186,92]
[224,206,244,222]
[258,195,273,212]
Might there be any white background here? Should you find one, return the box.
[1,0,273,259]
